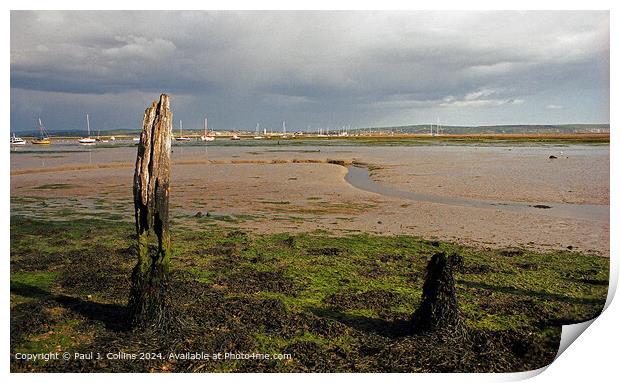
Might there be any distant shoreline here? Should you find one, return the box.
[10,132,610,144]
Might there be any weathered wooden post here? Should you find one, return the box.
[411,252,464,334]
[128,93,173,330]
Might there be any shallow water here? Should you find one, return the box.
[345,165,608,223]
[10,139,608,167]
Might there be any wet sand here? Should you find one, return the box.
[10,142,610,256]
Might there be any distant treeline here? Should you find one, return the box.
[360,124,610,135]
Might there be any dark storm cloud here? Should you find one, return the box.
[10,10,609,131]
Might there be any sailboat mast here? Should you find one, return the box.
[204,118,208,136]
[180,120,183,136]
[87,114,91,137]
[37,118,44,138]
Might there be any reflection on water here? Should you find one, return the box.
[345,165,609,223]
[9,141,355,170]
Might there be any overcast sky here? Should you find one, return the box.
[10,10,609,132]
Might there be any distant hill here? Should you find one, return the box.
[362,124,610,135]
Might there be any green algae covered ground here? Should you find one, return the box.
[10,211,608,372]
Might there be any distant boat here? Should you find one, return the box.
[31,118,51,145]
[231,134,241,140]
[253,122,263,139]
[281,120,290,138]
[200,117,215,141]
[78,114,97,145]
[10,132,26,145]
[95,130,109,143]
[175,120,192,142]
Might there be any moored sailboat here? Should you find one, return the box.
[201,117,215,141]
[31,118,51,145]
[175,120,192,142]
[78,114,97,145]
[253,123,263,139]
[10,132,26,145]
[95,130,109,143]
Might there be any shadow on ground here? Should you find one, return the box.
[11,281,129,332]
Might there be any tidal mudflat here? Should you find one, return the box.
[10,139,610,372]
[11,141,609,255]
